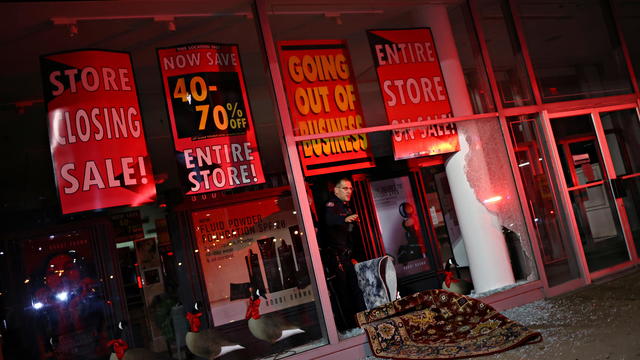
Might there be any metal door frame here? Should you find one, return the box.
[541,103,639,284]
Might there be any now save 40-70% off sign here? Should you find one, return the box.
[169,72,249,140]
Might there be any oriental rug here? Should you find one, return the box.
[356,289,542,359]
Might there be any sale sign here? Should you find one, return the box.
[157,43,265,194]
[278,40,375,176]
[40,50,156,214]
[368,28,459,160]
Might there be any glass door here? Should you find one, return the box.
[507,114,581,287]
[549,111,638,274]
[598,109,640,260]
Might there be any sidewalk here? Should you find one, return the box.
[475,267,640,360]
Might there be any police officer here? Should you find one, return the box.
[322,177,365,331]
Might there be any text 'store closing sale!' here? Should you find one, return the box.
[158,43,265,195]
[41,50,156,214]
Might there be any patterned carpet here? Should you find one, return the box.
[357,289,542,359]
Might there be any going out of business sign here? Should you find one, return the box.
[157,43,265,195]
[40,50,156,214]
[368,28,459,160]
[277,39,375,176]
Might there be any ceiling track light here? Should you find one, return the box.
[68,23,79,37]
[153,16,176,32]
[51,18,78,37]
[323,12,342,25]
[51,11,258,35]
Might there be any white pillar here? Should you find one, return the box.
[416,6,515,293]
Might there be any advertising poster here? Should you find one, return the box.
[40,50,156,214]
[134,237,165,349]
[278,40,375,176]
[371,177,431,278]
[368,28,459,160]
[157,43,265,195]
[192,196,313,326]
[110,210,144,240]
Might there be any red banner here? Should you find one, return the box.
[40,50,156,214]
[368,28,459,160]
[278,40,375,176]
[157,44,265,194]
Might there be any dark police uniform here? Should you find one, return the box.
[322,193,365,330]
[323,194,356,252]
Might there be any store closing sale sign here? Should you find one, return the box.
[157,43,265,194]
[40,50,156,214]
[368,28,459,160]
[278,40,375,176]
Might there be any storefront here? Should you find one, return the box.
[0,0,638,359]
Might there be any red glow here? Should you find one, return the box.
[136,275,143,289]
[159,203,167,208]
[166,252,174,256]
[482,196,503,204]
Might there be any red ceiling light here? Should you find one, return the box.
[68,23,79,37]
